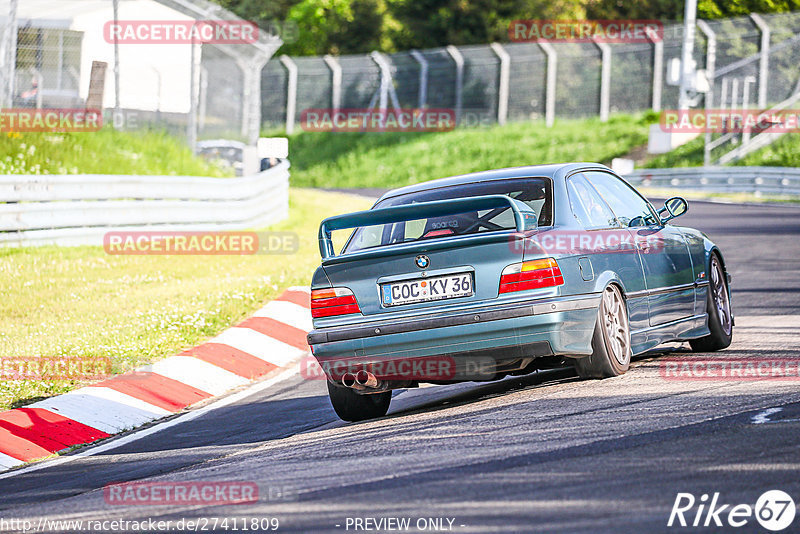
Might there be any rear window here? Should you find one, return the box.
[344,178,552,253]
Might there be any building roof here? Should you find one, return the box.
[0,0,112,28]
[0,0,280,59]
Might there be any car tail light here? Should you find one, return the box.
[311,287,361,318]
[499,258,564,294]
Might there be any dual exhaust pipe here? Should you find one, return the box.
[341,370,382,391]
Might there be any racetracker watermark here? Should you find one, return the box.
[0,515,281,534]
[660,358,800,381]
[508,229,665,255]
[104,20,258,44]
[0,356,111,381]
[300,108,456,132]
[660,109,800,133]
[301,355,496,382]
[103,231,298,255]
[0,517,281,532]
[508,19,663,43]
[104,481,265,506]
[0,109,101,132]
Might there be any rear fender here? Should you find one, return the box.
[591,270,626,299]
[311,266,332,290]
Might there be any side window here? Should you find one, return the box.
[566,174,618,229]
[584,171,658,227]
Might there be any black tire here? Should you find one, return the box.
[689,253,733,352]
[574,284,631,379]
[327,381,391,422]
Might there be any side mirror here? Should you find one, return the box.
[660,196,688,223]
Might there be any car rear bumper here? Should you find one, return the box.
[308,294,600,381]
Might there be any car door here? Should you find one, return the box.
[583,170,695,326]
[565,173,649,334]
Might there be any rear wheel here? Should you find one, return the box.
[574,284,631,379]
[327,381,391,422]
[689,253,732,352]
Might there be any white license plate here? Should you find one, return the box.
[381,273,473,306]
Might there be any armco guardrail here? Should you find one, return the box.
[623,167,800,197]
[0,160,290,246]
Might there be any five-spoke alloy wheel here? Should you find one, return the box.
[575,284,631,378]
[690,253,733,352]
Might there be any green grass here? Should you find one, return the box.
[287,113,657,189]
[0,189,372,410]
[737,133,800,167]
[0,128,230,176]
[644,133,800,168]
[643,136,706,168]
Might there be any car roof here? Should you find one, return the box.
[376,162,612,203]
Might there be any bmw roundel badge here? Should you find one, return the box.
[415,255,430,269]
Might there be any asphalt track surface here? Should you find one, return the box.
[1,198,800,533]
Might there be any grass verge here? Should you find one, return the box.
[0,128,230,176]
[287,113,656,189]
[0,188,372,410]
[644,133,800,168]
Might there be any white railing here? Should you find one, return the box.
[623,166,800,196]
[0,160,290,246]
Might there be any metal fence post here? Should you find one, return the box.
[370,51,401,111]
[697,20,716,166]
[647,29,663,112]
[537,42,557,127]
[150,66,162,116]
[112,0,120,117]
[199,66,208,131]
[698,20,717,96]
[188,37,201,153]
[750,13,770,109]
[238,56,269,145]
[593,38,611,121]
[678,0,698,110]
[720,77,729,109]
[446,45,464,124]
[323,54,342,112]
[370,51,387,110]
[237,59,249,140]
[410,50,428,109]
[742,75,757,145]
[279,55,297,135]
[490,43,510,125]
[742,76,756,109]
[1,0,18,107]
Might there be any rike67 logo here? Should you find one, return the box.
[668,490,796,531]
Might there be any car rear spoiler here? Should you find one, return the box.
[318,194,538,260]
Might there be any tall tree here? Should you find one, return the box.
[215,0,300,26]
[700,0,800,18]
[283,0,385,55]
[585,0,800,20]
[215,0,800,55]
[584,0,683,20]
[387,0,585,50]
